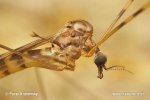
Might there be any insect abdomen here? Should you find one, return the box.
[0,49,44,78]
[0,47,70,79]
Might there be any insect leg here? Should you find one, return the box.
[30,32,56,49]
[0,33,54,59]
[99,0,133,45]
[87,1,150,56]
[31,32,47,39]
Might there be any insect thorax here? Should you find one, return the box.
[51,20,96,65]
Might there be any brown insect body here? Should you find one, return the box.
[0,1,149,79]
[0,20,96,78]
[51,20,96,67]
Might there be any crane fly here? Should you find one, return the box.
[0,0,150,79]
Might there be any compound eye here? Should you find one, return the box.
[73,22,86,34]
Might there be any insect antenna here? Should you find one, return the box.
[87,1,150,56]
[106,65,134,75]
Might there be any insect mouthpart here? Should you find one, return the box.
[94,48,133,79]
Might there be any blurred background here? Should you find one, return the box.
[0,0,150,100]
